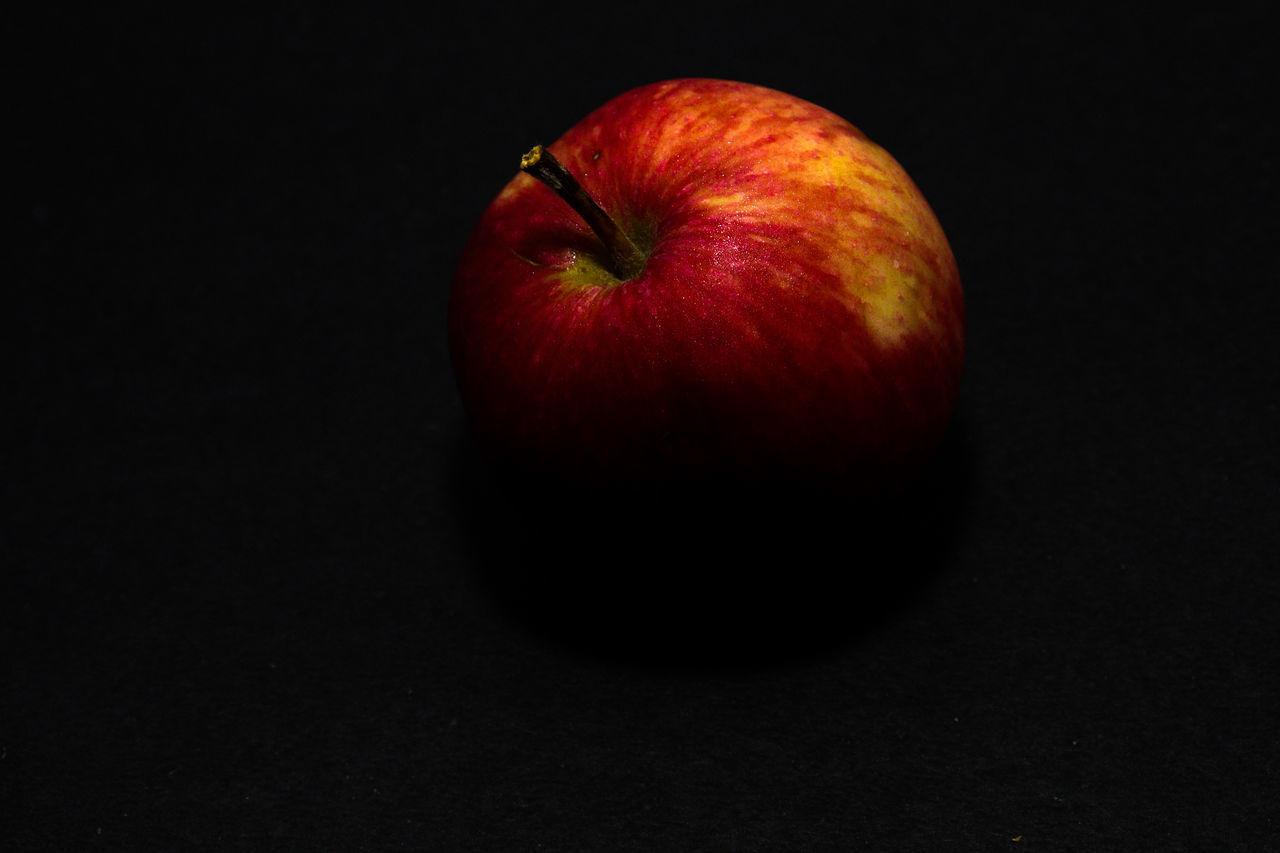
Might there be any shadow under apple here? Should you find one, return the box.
[451,415,972,671]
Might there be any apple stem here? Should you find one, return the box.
[520,145,647,280]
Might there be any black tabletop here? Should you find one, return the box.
[10,5,1278,849]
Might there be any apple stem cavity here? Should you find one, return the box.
[520,145,647,281]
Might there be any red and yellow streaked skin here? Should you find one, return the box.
[449,78,965,493]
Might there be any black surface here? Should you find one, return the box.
[9,5,1278,849]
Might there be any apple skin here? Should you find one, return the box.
[449,78,965,496]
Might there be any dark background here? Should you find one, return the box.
[9,3,1277,849]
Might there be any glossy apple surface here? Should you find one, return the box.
[449,78,965,495]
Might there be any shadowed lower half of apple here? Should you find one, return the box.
[450,413,973,670]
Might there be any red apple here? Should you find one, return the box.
[449,78,965,496]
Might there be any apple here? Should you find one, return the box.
[448,78,964,497]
